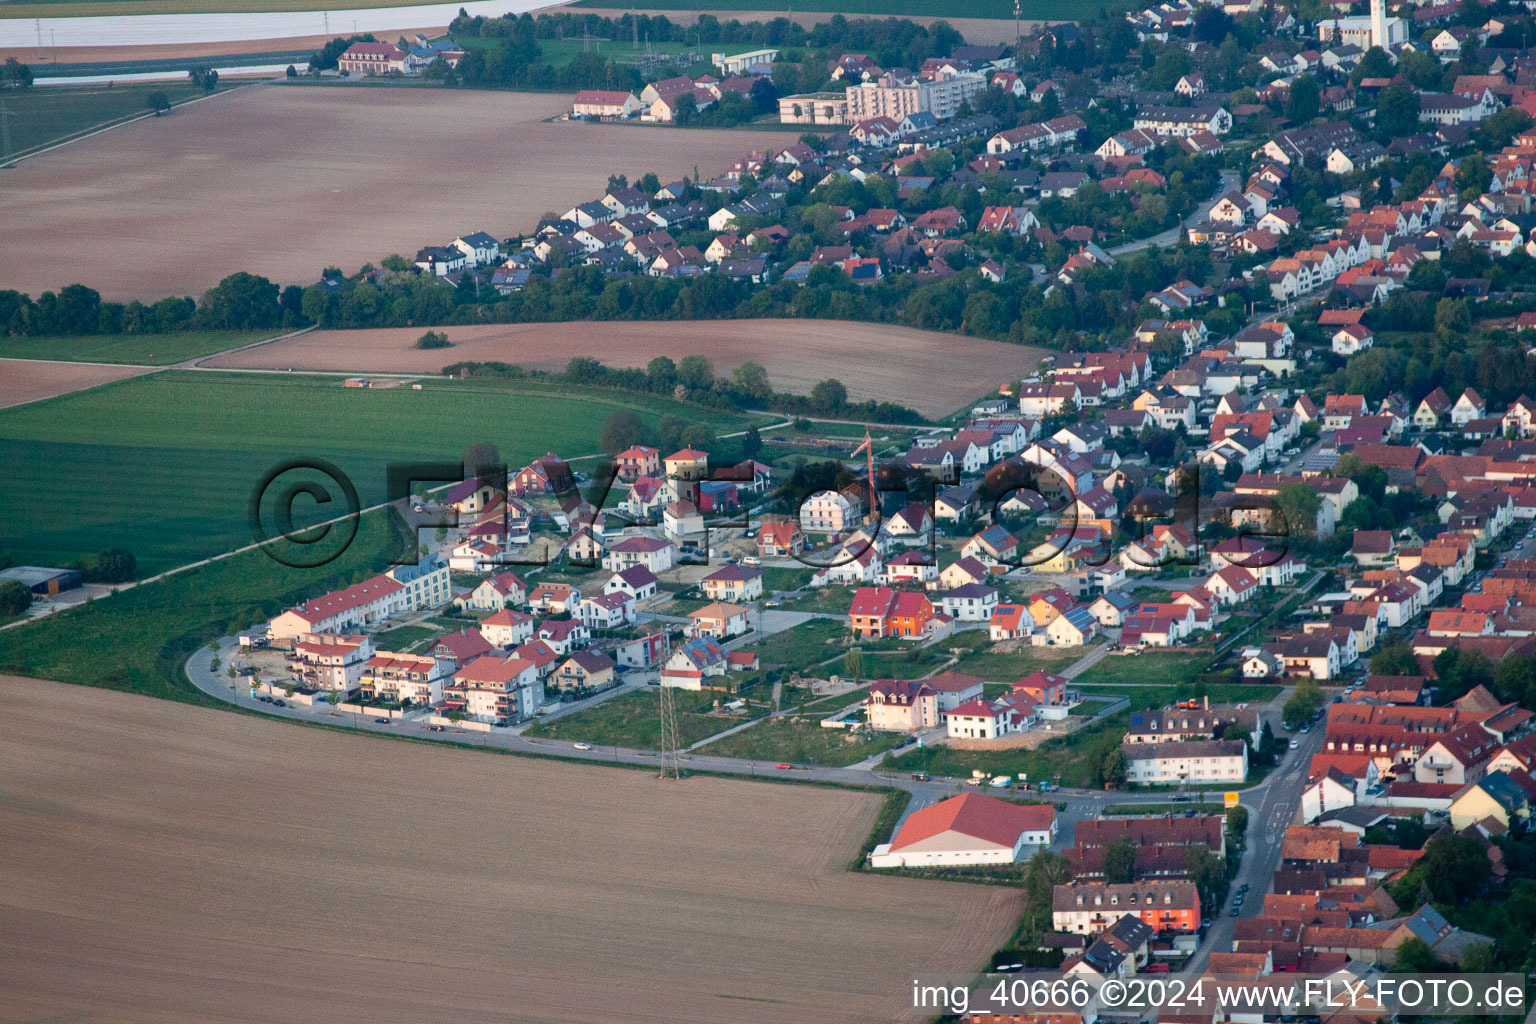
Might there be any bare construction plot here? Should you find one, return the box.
[0,675,1023,1024]
[207,319,1049,417]
[0,86,785,301]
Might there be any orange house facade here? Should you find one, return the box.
[848,586,933,638]
[1051,881,1201,936]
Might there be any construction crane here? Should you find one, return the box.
[850,426,877,517]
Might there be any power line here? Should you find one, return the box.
[658,681,681,779]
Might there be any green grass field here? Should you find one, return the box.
[0,331,273,365]
[0,370,753,575]
[1072,652,1210,688]
[755,617,848,672]
[523,688,761,748]
[0,82,203,159]
[0,509,408,703]
[700,716,901,767]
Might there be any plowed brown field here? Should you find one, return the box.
[0,86,784,301]
[0,357,152,409]
[205,319,1049,417]
[0,675,1023,1024]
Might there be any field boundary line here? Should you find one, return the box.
[0,79,265,168]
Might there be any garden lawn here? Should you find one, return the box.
[0,371,751,574]
[0,331,274,365]
[700,716,902,767]
[522,689,757,748]
[373,624,442,653]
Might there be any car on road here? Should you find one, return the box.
[911,771,931,781]
[274,699,286,707]
[1230,907,1241,917]
[374,717,391,724]
[1289,740,1299,749]
[1201,919,1212,930]
[1238,883,1249,892]
[574,743,592,750]
[775,763,794,770]
[427,725,444,732]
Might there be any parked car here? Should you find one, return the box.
[1145,963,1172,973]
[775,763,794,770]
[427,724,445,732]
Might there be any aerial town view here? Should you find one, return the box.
[5,0,1536,1018]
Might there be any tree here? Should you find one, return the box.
[1375,80,1421,138]
[198,272,281,330]
[599,409,645,454]
[146,91,172,116]
[1285,75,1320,124]
[415,330,451,349]
[1103,835,1137,883]
[1460,942,1497,974]
[810,378,848,414]
[741,426,763,461]
[1271,483,1321,542]
[1184,846,1226,908]
[286,64,299,79]
[2,57,33,90]
[94,549,137,582]
[676,354,714,391]
[1100,747,1128,789]
[1370,639,1418,676]
[188,65,219,93]
[1283,677,1325,730]
[1226,804,1249,837]
[0,580,30,616]
[729,361,770,401]
[1351,46,1393,83]
[843,648,864,681]
[646,355,677,392]
[1392,937,1438,973]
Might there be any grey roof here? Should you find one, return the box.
[0,566,75,587]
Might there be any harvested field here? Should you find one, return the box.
[0,357,152,409]
[0,676,1023,1024]
[0,85,785,301]
[207,319,1050,417]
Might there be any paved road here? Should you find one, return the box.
[1110,169,1239,257]
[186,635,1323,867]
[1182,722,1325,976]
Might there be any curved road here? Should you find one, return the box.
[186,635,1317,867]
